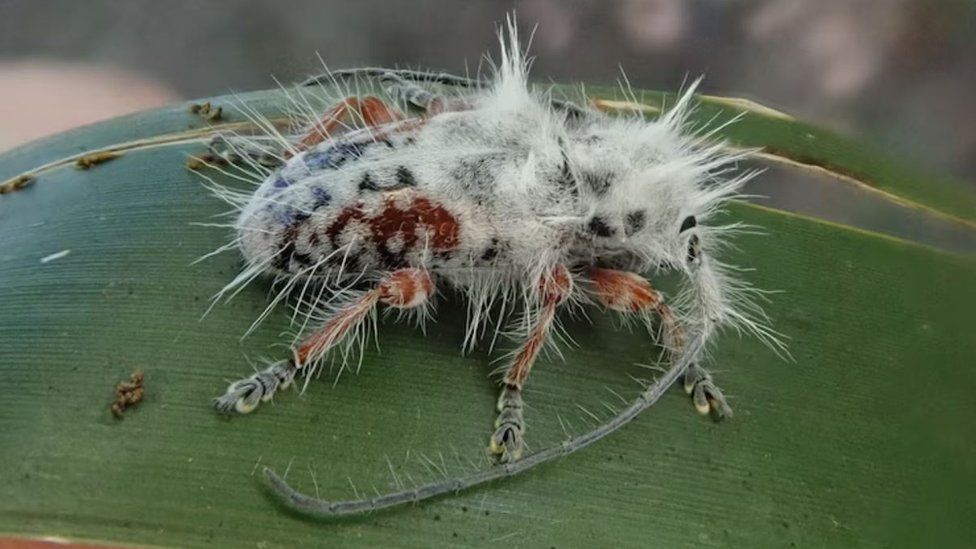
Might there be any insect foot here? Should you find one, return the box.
[214,359,297,414]
[489,385,525,463]
[683,363,733,420]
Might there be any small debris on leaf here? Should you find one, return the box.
[111,369,145,419]
[76,151,122,169]
[0,174,35,194]
[189,101,223,122]
[40,249,71,263]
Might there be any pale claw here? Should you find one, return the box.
[213,359,297,415]
[684,363,733,421]
[489,422,524,463]
[489,385,525,463]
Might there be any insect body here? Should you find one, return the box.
[208,22,776,516]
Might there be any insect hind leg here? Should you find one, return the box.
[213,268,434,415]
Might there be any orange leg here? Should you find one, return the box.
[292,95,406,155]
[588,267,731,419]
[588,267,682,347]
[214,269,433,414]
[490,265,573,462]
[294,268,433,365]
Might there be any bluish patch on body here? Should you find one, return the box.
[273,206,299,227]
[311,186,332,209]
[304,141,368,171]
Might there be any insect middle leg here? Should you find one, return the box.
[587,268,732,419]
[490,265,573,462]
[213,268,434,415]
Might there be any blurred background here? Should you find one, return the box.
[1,0,974,249]
[2,0,975,178]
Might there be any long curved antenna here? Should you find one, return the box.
[262,332,705,517]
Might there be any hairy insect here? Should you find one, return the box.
[201,19,782,516]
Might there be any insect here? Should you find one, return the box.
[202,20,780,516]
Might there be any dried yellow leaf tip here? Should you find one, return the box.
[698,94,794,121]
[0,174,35,194]
[76,151,122,170]
[591,98,662,115]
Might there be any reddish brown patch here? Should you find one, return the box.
[539,264,573,304]
[379,268,433,307]
[360,96,402,127]
[589,268,658,312]
[325,191,461,266]
[289,96,409,158]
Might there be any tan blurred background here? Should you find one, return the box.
[1,0,974,183]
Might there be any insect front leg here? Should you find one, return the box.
[490,265,573,463]
[587,268,732,420]
[213,268,434,415]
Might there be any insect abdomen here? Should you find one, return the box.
[241,185,466,276]
[323,188,462,269]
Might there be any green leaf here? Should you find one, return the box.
[1,88,974,548]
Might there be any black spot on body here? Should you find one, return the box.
[290,251,315,268]
[679,215,697,233]
[273,240,295,271]
[556,159,578,196]
[687,234,700,262]
[433,250,455,262]
[625,210,647,235]
[588,216,615,238]
[358,172,380,192]
[274,212,313,271]
[480,238,501,261]
[583,171,612,196]
[554,140,579,196]
[395,166,417,187]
